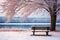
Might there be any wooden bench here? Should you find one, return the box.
[32,27,50,36]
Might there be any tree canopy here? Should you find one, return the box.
[0,0,60,22]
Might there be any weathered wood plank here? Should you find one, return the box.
[32,27,50,30]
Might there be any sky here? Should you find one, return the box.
[0,0,60,19]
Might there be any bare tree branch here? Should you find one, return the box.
[56,7,60,12]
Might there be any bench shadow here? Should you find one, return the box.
[31,34,52,36]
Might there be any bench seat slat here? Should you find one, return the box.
[32,31,49,32]
[32,27,50,30]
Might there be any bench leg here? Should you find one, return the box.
[46,31,49,36]
[33,31,35,35]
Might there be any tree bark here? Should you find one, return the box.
[50,13,57,31]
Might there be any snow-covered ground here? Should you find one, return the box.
[0,30,60,40]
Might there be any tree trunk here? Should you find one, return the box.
[50,13,57,31]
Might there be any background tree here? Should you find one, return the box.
[19,0,60,31]
[44,0,60,31]
[0,0,60,31]
[0,0,47,22]
[0,0,30,22]
[21,0,60,31]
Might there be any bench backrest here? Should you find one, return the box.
[32,27,50,30]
